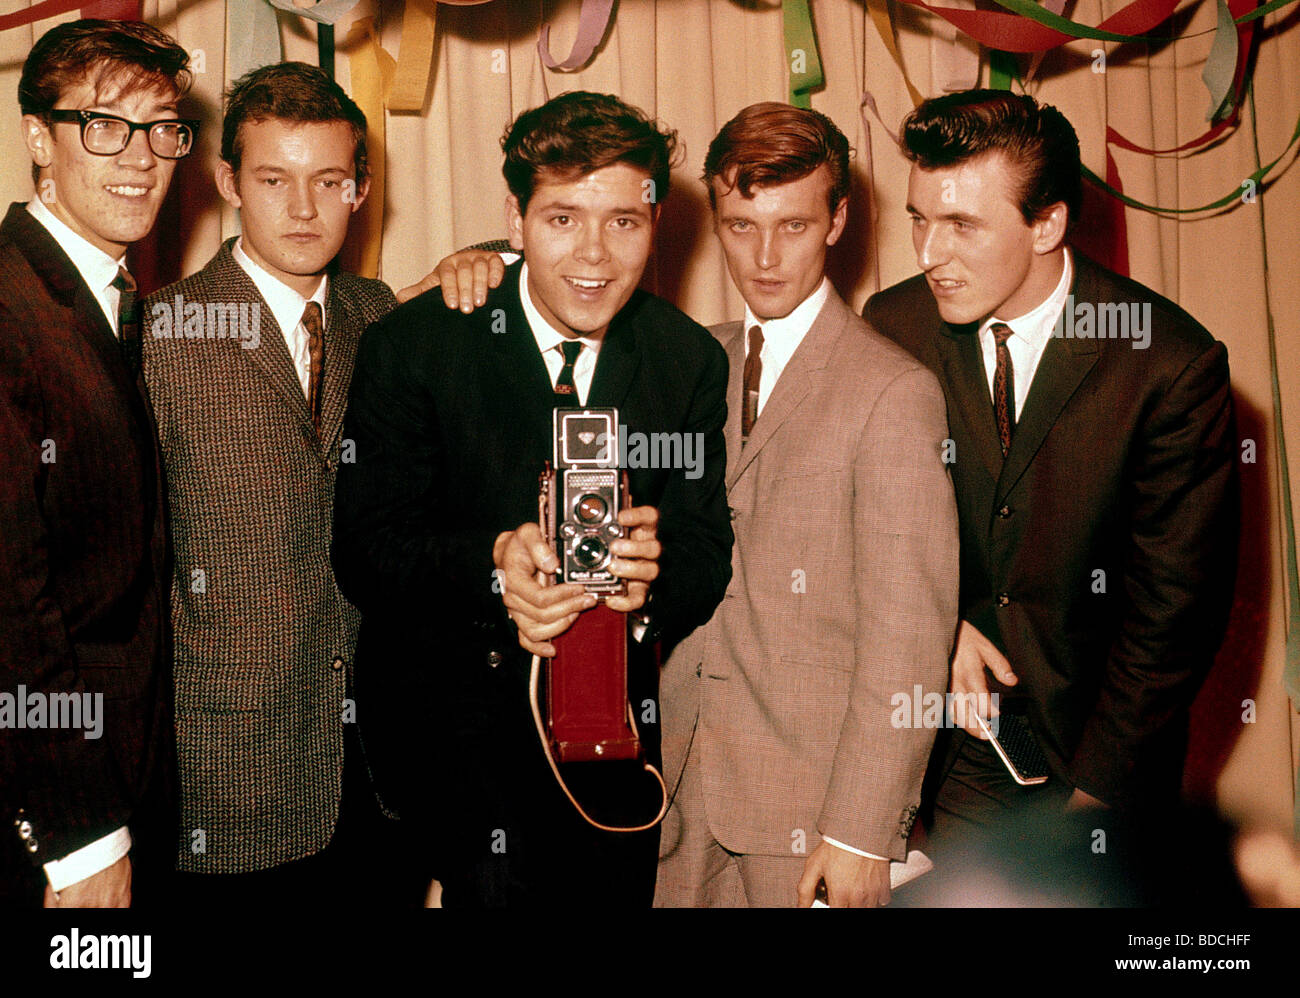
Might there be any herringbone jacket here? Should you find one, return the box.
[143,238,395,873]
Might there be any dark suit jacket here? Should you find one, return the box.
[332,261,732,857]
[865,252,1239,808]
[143,239,395,874]
[0,203,172,903]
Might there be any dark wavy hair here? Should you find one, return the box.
[501,91,680,213]
[900,90,1082,228]
[222,62,369,184]
[703,102,851,215]
[19,18,192,116]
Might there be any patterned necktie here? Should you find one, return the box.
[991,322,1016,457]
[300,302,325,434]
[742,324,764,441]
[113,266,140,378]
[554,340,583,406]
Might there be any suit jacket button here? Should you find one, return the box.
[487,650,503,668]
[16,819,32,839]
[998,505,1012,518]
[728,507,738,520]
[25,838,39,854]
[696,663,702,678]
[996,593,1011,607]
[330,656,345,671]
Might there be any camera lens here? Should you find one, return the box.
[575,493,608,524]
[572,535,609,570]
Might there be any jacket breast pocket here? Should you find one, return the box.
[174,659,292,714]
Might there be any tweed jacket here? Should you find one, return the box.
[143,238,395,873]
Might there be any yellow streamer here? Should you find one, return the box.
[867,0,924,106]
[340,16,395,279]
[387,0,439,112]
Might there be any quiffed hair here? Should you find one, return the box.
[19,18,191,117]
[501,91,680,213]
[222,62,369,183]
[900,89,1082,227]
[703,102,851,214]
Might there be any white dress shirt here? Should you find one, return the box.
[23,197,134,892]
[232,239,327,397]
[977,249,1073,420]
[742,276,832,418]
[519,262,602,403]
[27,197,126,338]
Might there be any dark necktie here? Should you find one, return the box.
[742,324,764,441]
[991,322,1016,457]
[113,266,140,378]
[300,302,325,434]
[554,340,583,406]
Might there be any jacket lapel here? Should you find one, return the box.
[3,204,138,412]
[489,268,558,448]
[319,280,357,452]
[207,240,315,435]
[936,324,1004,485]
[587,299,643,411]
[726,292,841,491]
[994,264,1100,502]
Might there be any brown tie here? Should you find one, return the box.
[990,322,1015,457]
[300,302,325,434]
[742,324,764,441]
[554,340,583,406]
[113,266,140,377]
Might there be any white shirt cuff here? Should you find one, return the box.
[821,834,888,862]
[44,826,131,892]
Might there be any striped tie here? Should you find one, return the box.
[990,322,1015,457]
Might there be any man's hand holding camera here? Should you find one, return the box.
[494,506,661,658]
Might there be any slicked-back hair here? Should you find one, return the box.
[900,90,1082,228]
[19,18,192,117]
[703,102,851,215]
[222,62,369,183]
[501,91,680,213]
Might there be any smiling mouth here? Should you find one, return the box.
[105,184,150,198]
[929,277,965,292]
[565,277,611,291]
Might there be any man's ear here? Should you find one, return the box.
[826,196,849,247]
[506,194,525,252]
[1032,201,1069,255]
[348,175,371,213]
[215,160,242,209]
[23,115,53,170]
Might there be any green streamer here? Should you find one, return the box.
[784,0,824,108]
[985,0,1299,43]
[988,49,1019,91]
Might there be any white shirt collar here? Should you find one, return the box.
[519,261,603,363]
[978,248,1073,349]
[232,237,327,335]
[743,275,831,361]
[26,196,123,298]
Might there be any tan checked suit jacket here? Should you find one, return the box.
[143,239,395,873]
[660,288,959,861]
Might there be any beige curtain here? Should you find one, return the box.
[2,0,1297,833]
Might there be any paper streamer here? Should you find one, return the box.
[538,0,615,72]
[1203,0,1239,120]
[893,0,1179,53]
[80,1,142,17]
[866,0,924,106]
[267,0,361,24]
[387,0,438,112]
[227,0,283,86]
[784,0,824,109]
[339,15,394,279]
[932,0,981,92]
[0,0,88,30]
[1024,0,1069,84]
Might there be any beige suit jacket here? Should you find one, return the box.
[660,288,959,860]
